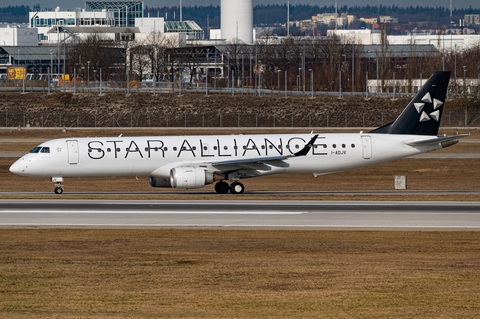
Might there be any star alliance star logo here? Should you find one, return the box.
[57,147,62,153]
[415,92,443,123]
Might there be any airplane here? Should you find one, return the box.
[9,71,466,194]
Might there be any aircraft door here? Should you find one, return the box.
[66,140,79,164]
[361,135,372,159]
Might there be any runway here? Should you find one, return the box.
[1,200,480,230]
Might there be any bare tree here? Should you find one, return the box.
[67,33,124,82]
[130,38,152,83]
[163,36,181,82]
[225,38,248,88]
[144,31,172,83]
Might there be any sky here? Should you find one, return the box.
[1,0,477,9]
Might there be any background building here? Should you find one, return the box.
[85,0,144,27]
[0,24,38,46]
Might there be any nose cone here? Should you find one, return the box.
[9,159,24,175]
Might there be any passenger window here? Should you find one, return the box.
[342,144,346,148]
[351,144,355,148]
[333,144,337,148]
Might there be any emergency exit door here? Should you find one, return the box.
[361,136,372,159]
[66,140,79,164]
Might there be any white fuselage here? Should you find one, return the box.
[10,133,440,180]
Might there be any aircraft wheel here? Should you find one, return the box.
[229,182,245,194]
[214,181,230,194]
[54,187,64,194]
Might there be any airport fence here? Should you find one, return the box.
[1,110,478,129]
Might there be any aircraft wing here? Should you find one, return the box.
[404,134,469,147]
[149,135,319,177]
[207,134,319,171]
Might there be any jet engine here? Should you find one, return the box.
[148,176,172,188]
[170,166,214,189]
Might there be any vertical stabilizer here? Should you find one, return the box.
[370,71,451,135]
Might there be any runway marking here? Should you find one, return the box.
[0,210,306,215]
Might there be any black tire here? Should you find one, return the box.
[54,187,64,194]
[229,182,245,194]
[214,181,229,194]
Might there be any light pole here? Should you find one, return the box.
[87,61,91,87]
[302,50,306,94]
[352,43,355,92]
[376,55,379,94]
[214,47,217,90]
[50,51,53,92]
[298,67,301,92]
[205,48,210,96]
[341,54,346,92]
[277,69,281,94]
[226,54,230,90]
[309,69,313,98]
[339,69,342,98]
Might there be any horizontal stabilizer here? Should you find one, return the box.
[404,134,468,147]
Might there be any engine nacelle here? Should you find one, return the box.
[148,176,172,188]
[170,166,213,189]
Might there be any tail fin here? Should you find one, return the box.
[370,71,451,135]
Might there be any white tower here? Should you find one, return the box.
[221,0,253,44]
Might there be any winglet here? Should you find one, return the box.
[293,134,319,157]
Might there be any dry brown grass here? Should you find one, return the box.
[1,229,479,318]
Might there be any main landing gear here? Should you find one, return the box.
[51,177,64,194]
[214,181,245,194]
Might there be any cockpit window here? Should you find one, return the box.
[29,146,50,154]
[29,146,42,153]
